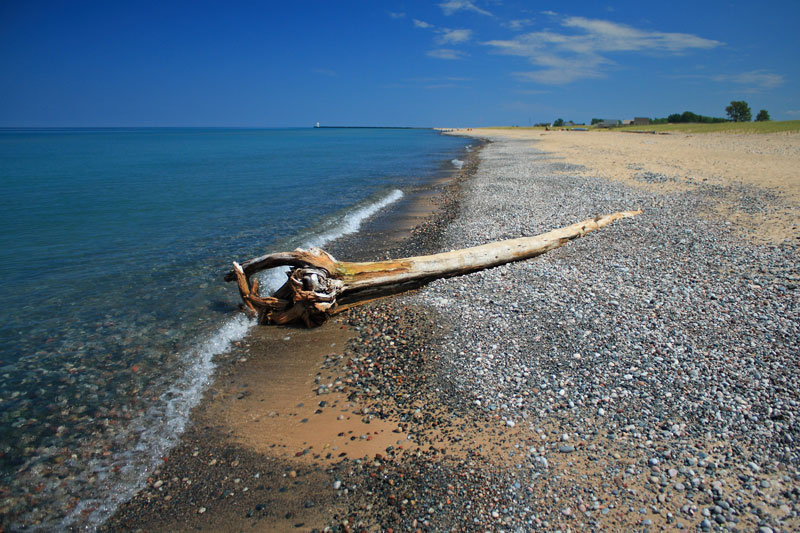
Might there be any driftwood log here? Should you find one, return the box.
[225,210,641,327]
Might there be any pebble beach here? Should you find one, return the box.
[106,130,799,532]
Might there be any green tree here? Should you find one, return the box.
[553,118,564,127]
[726,101,751,122]
[681,111,700,123]
[755,109,771,122]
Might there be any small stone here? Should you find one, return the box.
[333,480,342,490]
[559,444,575,453]
[506,420,516,428]
[198,507,206,514]
[760,480,771,488]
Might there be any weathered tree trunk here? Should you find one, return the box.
[225,210,641,327]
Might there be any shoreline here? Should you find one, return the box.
[106,130,799,532]
[103,141,486,531]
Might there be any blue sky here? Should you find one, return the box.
[1,1,798,127]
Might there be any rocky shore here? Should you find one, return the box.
[106,133,798,532]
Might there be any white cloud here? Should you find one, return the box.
[672,70,785,93]
[540,10,558,16]
[413,19,434,29]
[388,11,406,19]
[427,48,470,60]
[787,110,800,116]
[484,16,723,84]
[440,1,492,17]
[561,17,721,53]
[438,28,473,44]
[712,70,784,90]
[506,18,535,31]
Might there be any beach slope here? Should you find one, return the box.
[106,129,799,532]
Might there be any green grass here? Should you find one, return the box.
[613,120,800,134]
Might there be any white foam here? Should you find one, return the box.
[304,188,403,248]
[257,188,404,293]
[63,313,254,531]
[451,159,465,169]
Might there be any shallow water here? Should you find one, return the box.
[0,127,469,529]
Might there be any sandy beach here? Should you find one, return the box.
[106,130,799,532]
[466,128,800,244]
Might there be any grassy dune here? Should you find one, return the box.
[615,120,800,134]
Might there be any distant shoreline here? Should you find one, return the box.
[0,126,431,131]
[313,126,427,130]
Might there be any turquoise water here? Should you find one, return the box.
[0,127,470,529]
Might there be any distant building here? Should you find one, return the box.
[596,119,620,128]
[622,119,634,125]
[633,117,650,126]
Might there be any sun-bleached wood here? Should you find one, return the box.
[226,210,642,327]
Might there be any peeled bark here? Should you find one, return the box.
[225,210,642,327]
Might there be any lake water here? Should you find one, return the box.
[0,127,470,529]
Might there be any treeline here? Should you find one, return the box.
[650,111,728,124]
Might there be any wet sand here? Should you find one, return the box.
[205,324,417,466]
